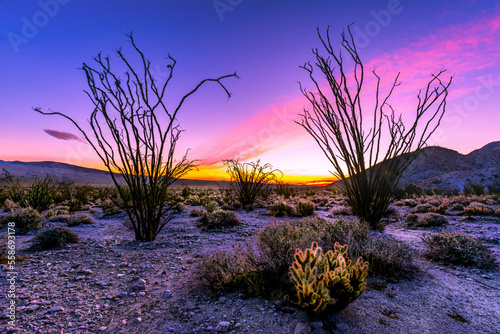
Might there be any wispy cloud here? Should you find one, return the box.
[43,129,86,143]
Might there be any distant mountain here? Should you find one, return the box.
[0,160,230,188]
[328,141,500,193]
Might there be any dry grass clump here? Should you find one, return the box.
[464,202,494,216]
[422,231,497,269]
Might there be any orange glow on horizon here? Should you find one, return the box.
[7,158,337,187]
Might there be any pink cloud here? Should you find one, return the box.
[188,96,309,166]
[43,129,86,143]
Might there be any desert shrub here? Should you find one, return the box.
[181,185,192,199]
[2,208,42,234]
[74,185,94,205]
[0,187,9,208]
[289,242,368,314]
[449,203,465,211]
[190,208,206,217]
[67,214,94,226]
[256,221,316,278]
[422,232,496,269]
[296,200,315,217]
[313,217,368,251]
[406,213,448,227]
[421,213,448,227]
[199,246,263,295]
[3,170,26,205]
[176,202,186,213]
[0,234,8,263]
[413,204,434,213]
[464,182,485,196]
[220,203,231,211]
[46,215,70,223]
[24,175,56,212]
[360,234,415,279]
[101,199,122,216]
[199,210,240,230]
[432,201,449,214]
[404,214,419,225]
[328,206,353,216]
[464,203,494,216]
[275,182,296,199]
[53,181,74,204]
[33,227,80,250]
[224,159,282,207]
[204,200,218,214]
[268,201,294,217]
[199,250,241,291]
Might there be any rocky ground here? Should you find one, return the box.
[1,204,500,334]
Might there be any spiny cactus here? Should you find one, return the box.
[289,241,369,314]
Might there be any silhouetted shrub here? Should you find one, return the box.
[422,231,496,269]
[34,227,80,250]
[224,159,282,207]
[275,182,296,199]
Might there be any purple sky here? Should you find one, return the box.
[1,0,499,185]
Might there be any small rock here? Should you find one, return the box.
[294,321,311,334]
[133,317,142,324]
[163,290,172,299]
[219,297,227,304]
[98,327,107,331]
[481,274,491,280]
[215,321,230,332]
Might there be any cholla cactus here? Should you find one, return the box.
[289,241,368,314]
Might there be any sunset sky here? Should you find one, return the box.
[1,0,499,186]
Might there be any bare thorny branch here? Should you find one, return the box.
[34,33,238,241]
[296,26,452,229]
